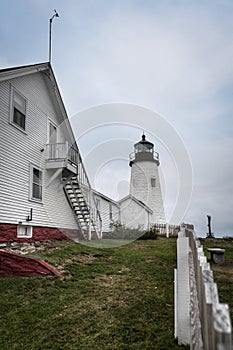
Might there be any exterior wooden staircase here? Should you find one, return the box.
[45,141,102,241]
[62,148,102,241]
[64,177,102,240]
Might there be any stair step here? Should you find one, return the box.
[76,214,89,219]
[80,223,88,228]
[71,199,78,203]
[79,204,88,208]
[67,192,79,197]
[77,213,88,219]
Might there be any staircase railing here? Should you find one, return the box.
[63,145,102,240]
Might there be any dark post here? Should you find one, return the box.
[206,215,214,238]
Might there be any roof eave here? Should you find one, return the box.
[0,62,50,82]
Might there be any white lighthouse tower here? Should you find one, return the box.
[129,133,165,224]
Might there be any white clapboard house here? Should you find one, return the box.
[0,62,107,242]
[0,62,162,244]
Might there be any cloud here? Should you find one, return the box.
[64,0,233,234]
[1,0,232,235]
[60,3,233,121]
[184,137,233,236]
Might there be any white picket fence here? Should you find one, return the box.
[174,224,232,350]
[151,223,180,237]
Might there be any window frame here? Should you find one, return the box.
[109,203,113,221]
[29,164,43,203]
[96,198,100,212]
[10,86,27,133]
[47,119,58,144]
[151,177,156,188]
[17,224,33,238]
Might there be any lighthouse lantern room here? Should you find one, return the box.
[129,133,165,224]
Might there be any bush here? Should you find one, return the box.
[107,222,145,240]
[223,236,233,241]
[138,226,159,240]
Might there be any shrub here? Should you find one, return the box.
[223,236,233,241]
[107,222,145,240]
[138,226,159,240]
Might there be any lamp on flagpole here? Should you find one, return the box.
[49,10,59,63]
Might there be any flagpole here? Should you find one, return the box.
[49,10,59,63]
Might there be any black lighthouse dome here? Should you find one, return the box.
[134,133,154,153]
[129,133,160,167]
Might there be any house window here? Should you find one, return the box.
[17,225,33,238]
[109,204,113,220]
[48,121,57,144]
[151,177,156,187]
[30,166,43,201]
[12,89,27,130]
[95,199,100,220]
[96,199,100,212]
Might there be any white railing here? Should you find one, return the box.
[129,151,159,162]
[175,224,232,349]
[78,183,102,239]
[46,142,79,165]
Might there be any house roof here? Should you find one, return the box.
[118,194,153,213]
[0,62,50,81]
[93,189,120,206]
[0,62,78,154]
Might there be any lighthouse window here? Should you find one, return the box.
[151,178,156,187]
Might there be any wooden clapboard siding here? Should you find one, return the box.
[93,191,120,232]
[0,68,78,230]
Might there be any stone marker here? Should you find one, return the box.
[207,248,225,264]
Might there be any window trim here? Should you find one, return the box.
[29,164,43,203]
[9,86,27,133]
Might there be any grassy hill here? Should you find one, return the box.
[0,237,232,349]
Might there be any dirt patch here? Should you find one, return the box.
[76,254,98,264]
[94,274,122,287]
[130,243,155,250]
[55,253,99,277]
[145,256,159,263]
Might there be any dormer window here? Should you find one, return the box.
[11,88,27,131]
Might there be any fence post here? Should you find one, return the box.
[166,223,169,238]
[174,268,178,338]
[176,231,190,345]
[178,225,233,350]
[213,303,232,349]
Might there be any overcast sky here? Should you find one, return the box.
[1,0,233,237]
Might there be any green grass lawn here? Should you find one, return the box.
[0,237,232,350]
[0,237,189,350]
